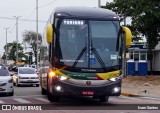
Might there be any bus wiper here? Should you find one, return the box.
[72,47,87,68]
[91,47,107,72]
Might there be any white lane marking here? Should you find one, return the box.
[35,98,50,103]
[120,95,160,101]
[0,100,4,103]
[13,98,31,103]
[119,96,138,100]
[13,95,44,98]
[140,96,160,101]
[119,96,160,104]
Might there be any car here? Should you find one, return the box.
[0,66,14,96]
[31,64,37,69]
[30,65,39,74]
[12,67,39,87]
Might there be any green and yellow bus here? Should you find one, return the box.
[39,6,132,102]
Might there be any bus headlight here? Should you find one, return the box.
[59,76,68,80]
[109,76,121,82]
[56,75,68,81]
[109,78,117,81]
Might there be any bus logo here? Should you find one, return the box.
[86,81,91,85]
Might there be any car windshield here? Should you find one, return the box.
[19,68,36,74]
[0,68,9,76]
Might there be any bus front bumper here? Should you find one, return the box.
[50,79,121,96]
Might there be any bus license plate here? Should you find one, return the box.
[82,91,94,95]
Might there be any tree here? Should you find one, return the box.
[102,0,160,74]
[22,30,42,64]
[2,41,27,63]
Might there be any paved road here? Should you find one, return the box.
[0,86,160,112]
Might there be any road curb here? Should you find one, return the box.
[121,93,139,97]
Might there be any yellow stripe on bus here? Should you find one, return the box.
[97,70,120,80]
[55,69,71,78]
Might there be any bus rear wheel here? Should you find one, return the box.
[99,96,109,102]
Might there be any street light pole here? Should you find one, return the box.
[98,0,101,8]
[13,16,21,65]
[4,27,10,66]
[36,0,39,67]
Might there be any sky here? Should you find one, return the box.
[0,0,113,56]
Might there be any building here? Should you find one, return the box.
[127,42,160,75]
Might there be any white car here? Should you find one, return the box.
[13,67,39,87]
[0,66,14,96]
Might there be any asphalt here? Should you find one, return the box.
[121,92,160,99]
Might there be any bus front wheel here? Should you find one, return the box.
[47,91,60,102]
[99,96,109,102]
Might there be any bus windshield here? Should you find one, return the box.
[55,18,120,70]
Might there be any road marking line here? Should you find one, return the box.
[13,98,31,103]
[119,96,138,100]
[35,98,50,103]
[13,95,44,98]
[140,96,160,101]
[0,100,4,103]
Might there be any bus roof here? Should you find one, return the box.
[53,6,119,20]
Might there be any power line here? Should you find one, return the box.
[0,16,47,23]
[38,0,57,8]
[19,9,36,25]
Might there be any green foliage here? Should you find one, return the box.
[102,0,160,49]
[102,0,160,74]
[2,41,27,62]
[22,30,42,64]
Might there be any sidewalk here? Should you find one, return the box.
[121,75,160,97]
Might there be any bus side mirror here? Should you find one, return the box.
[122,26,132,48]
[46,23,53,43]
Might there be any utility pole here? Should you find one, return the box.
[13,16,21,66]
[98,0,101,8]
[4,27,10,66]
[36,0,39,67]
[123,17,127,77]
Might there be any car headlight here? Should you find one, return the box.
[19,76,23,79]
[8,79,13,83]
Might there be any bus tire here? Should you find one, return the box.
[99,96,109,102]
[47,91,60,102]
